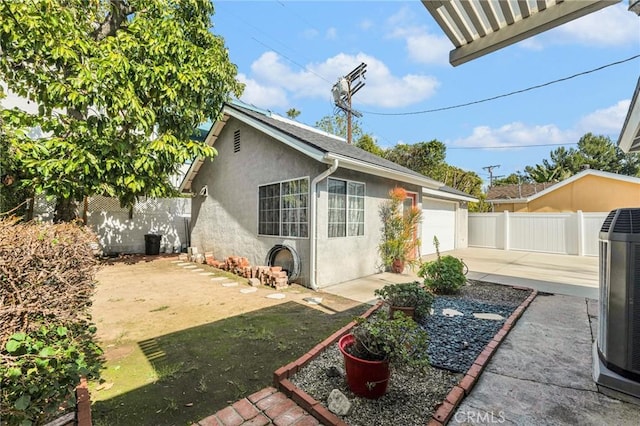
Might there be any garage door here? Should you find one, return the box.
[422,199,456,255]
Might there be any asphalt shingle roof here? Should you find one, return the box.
[487,182,556,200]
[227,103,431,180]
[225,102,476,200]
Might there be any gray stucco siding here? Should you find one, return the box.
[314,167,422,288]
[189,116,428,289]
[190,118,323,285]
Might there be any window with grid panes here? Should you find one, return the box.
[328,178,364,237]
[258,178,308,237]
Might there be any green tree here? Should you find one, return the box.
[383,139,483,205]
[492,173,530,186]
[315,114,362,140]
[384,140,446,176]
[286,108,301,119]
[355,134,384,157]
[0,0,243,221]
[524,134,640,182]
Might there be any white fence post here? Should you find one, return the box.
[504,210,510,251]
[576,210,584,256]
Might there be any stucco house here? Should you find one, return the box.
[179,101,476,289]
[486,169,640,213]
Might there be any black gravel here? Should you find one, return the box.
[419,281,531,373]
[420,298,506,372]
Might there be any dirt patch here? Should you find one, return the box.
[90,255,367,426]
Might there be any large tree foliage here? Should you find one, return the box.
[0,0,243,221]
[315,114,363,141]
[524,134,640,182]
[385,140,483,200]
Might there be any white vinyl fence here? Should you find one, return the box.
[468,211,608,257]
[33,196,191,254]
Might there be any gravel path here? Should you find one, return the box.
[290,281,532,425]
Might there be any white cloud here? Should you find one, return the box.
[325,27,337,40]
[385,7,451,66]
[359,19,373,31]
[243,51,440,109]
[451,122,577,149]
[448,98,630,150]
[237,73,289,109]
[577,99,630,135]
[531,4,639,48]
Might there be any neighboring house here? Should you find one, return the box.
[486,169,640,212]
[180,101,476,289]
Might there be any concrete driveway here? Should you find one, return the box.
[322,247,599,303]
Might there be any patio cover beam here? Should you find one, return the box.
[421,0,620,66]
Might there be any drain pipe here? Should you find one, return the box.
[309,158,339,290]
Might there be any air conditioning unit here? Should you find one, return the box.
[594,208,640,403]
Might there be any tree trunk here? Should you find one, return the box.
[54,198,79,223]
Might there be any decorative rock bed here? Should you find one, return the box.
[279,281,536,425]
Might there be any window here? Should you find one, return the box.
[328,178,365,237]
[258,178,308,238]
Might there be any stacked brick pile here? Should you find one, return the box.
[201,253,289,290]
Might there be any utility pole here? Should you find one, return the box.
[483,164,501,187]
[332,63,366,144]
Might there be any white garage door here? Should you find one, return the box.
[422,199,456,255]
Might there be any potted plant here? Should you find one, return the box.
[338,313,429,399]
[378,187,422,273]
[374,281,434,320]
[418,236,468,294]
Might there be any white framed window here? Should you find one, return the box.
[258,177,309,238]
[328,178,365,238]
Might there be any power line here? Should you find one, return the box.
[360,54,640,116]
[447,142,578,150]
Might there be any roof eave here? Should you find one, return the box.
[179,116,228,193]
[423,187,478,203]
[618,77,640,153]
[324,153,443,190]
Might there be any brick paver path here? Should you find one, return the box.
[192,387,320,426]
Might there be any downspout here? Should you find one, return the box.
[309,158,339,290]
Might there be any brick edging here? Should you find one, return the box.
[273,301,383,426]
[430,288,538,425]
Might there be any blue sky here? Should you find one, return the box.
[212,1,640,184]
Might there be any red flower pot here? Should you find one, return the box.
[391,259,405,273]
[338,334,390,399]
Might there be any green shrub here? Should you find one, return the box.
[418,237,467,294]
[374,282,434,319]
[0,218,103,425]
[348,313,429,366]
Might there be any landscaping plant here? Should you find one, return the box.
[0,218,103,425]
[347,313,429,366]
[378,187,422,272]
[374,282,434,319]
[418,236,467,294]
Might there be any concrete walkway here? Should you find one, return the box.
[450,294,640,425]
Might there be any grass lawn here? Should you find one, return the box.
[90,256,367,426]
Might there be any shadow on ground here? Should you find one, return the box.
[91,301,367,426]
